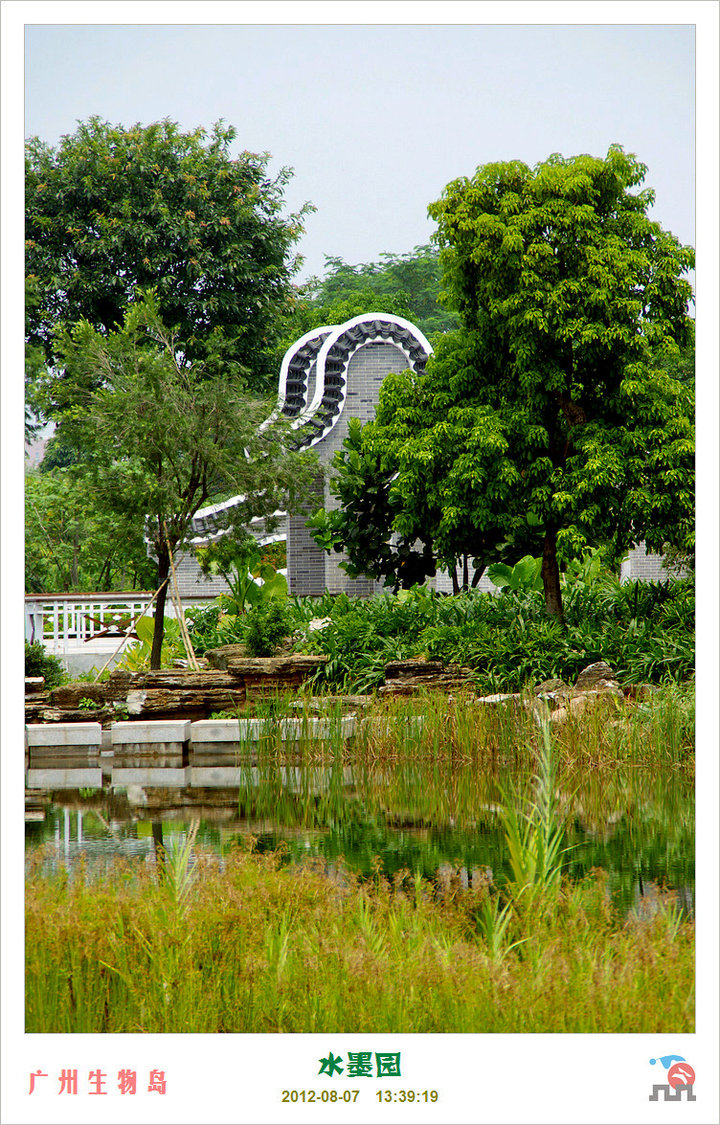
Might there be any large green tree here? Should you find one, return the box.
[51,296,317,666]
[319,147,695,618]
[25,467,156,593]
[280,244,458,350]
[26,117,311,405]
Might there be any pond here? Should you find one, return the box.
[25,741,695,920]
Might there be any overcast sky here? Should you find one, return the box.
[24,20,696,282]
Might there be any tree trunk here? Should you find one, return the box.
[471,561,485,588]
[150,546,171,669]
[71,526,79,588]
[462,554,469,591]
[541,528,564,622]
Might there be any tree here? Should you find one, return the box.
[51,295,317,666]
[320,147,695,619]
[279,244,458,352]
[25,117,312,407]
[306,418,439,592]
[25,467,156,593]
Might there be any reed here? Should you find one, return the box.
[26,838,693,1034]
[25,686,693,1034]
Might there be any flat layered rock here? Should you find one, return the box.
[384,660,445,679]
[123,688,246,716]
[106,669,240,694]
[49,682,107,708]
[225,655,327,677]
[204,644,249,670]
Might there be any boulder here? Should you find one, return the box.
[204,644,249,670]
[573,662,620,693]
[380,659,475,696]
[534,678,570,696]
[549,690,624,726]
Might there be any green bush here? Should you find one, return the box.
[245,601,293,657]
[24,642,66,688]
[299,577,694,693]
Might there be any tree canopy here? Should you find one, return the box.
[281,244,458,347]
[315,147,695,617]
[25,467,156,593]
[25,117,312,404]
[51,295,317,665]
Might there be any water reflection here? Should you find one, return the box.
[25,745,694,919]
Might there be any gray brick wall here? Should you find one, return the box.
[620,543,681,584]
[321,344,410,598]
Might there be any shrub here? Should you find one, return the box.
[24,642,66,687]
[245,601,293,657]
[300,577,694,693]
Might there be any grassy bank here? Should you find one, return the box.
[25,841,694,1034]
[25,702,694,1035]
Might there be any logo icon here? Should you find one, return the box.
[649,1055,696,1102]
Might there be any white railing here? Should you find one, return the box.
[25,592,156,647]
[24,591,218,648]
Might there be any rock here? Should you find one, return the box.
[534,678,570,696]
[549,690,624,725]
[573,662,619,692]
[49,682,106,708]
[203,644,249,670]
[225,654,328,678]
[475,693,523,706]
[384,659,445,680]
[380,658,475,696]
[307,616,332,633]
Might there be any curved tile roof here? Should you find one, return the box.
[190,313,432,536]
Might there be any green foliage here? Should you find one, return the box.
[499,722,570,897]
[24,642,66,687]
[332,147,695,621]
[301,575,694,693]
[25,466,156,593]
[487,555,543,593]
[116,616,187,671]
[26,840,694,1033]
[244,601,294,657]
[299,588,445,693]
[197,535,288,616]
[280,244,458,353]
[25,117,311,399]
[43,295,315,664]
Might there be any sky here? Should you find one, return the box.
[23,20,697,283]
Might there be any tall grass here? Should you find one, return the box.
[25,691,693,1034]
[25,839,694,1034]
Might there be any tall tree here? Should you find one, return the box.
[25,467,157,593]
[281,244,458,348]
[318,147,695,618]
[51,296,317,666]
[25,117,312,406]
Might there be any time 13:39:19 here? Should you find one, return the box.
[376,1091,439,1102]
